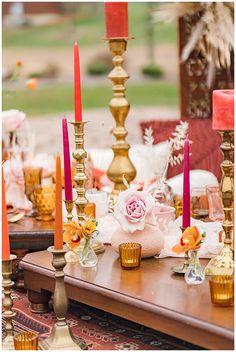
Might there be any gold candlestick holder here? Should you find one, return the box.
[39,246,87,350]
[71,122,88,223]
[171,227,189,274]
[71,121,105,254]
[106,38,137,207]
[2,254,17,350]
[64,200,74,222]
[205,131,234,275]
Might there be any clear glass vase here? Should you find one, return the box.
[149,176,174,206]
[185,250,205,285]
[79,238,98,268]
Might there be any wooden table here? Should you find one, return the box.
[20,246,234,350]
[9,217,54,288]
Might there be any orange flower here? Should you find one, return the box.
[63,221,83,250]
[82,219,97,238]
[26,78,38,90]
[172,226,202,254]
[16,60,23,68]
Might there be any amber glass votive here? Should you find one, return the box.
[119,243,142,270]
[14,332,38,350]
[209,276,234,307]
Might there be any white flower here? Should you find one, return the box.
[2,110,26,133]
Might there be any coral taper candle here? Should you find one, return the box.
[212,90,234,130]
[74,42,82,122]
[54,154,63,250]
[105,2,128,38]
[182,138,190,228]
[2,168,10,260]
[62,117,73,201]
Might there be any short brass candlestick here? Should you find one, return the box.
[205,131,234,275]
[64,200,74,222]
[39,246,87,350]
[2,254,17,350]
[106,38,136,207]
[171,227,189,274]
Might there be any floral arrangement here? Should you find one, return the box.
[63,218,97,250]
[114,188,156,233]
[152,2,234,86]
[2,109,26,134]
[172,226,206,254]
[63,218,98,264]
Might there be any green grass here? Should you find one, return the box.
[2,82,179,116]
[3,3,176,48]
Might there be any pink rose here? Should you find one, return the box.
[114,189,155,233]
[2,110,26,133]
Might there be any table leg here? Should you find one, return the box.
[11,249,29,290]
[28,289,52,314]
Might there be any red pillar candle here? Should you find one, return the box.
[74,42,82,122]
[182,138,191,229]
[212,90,234,130]
[62,117,73,201]
[54,154,63,250]
[2,168,10,260]
[105,2,128,39]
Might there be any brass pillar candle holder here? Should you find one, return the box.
[39,246,87,350]
[64,200,74,222]
[106,38,136,207]
[2,254,17,350]
[171,227,189,274]
[205,131,234,275]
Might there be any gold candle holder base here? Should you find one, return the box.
[39,246,87,350]
[2,254,17,351]
[64,200,74,222]
[171,227,189,274]
[205,130,234,276]
[106,38,136,201]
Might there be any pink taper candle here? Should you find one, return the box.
[74,42,82,122]
[182,137,190,228]
[212,90,234,130]
[62,117,73,201]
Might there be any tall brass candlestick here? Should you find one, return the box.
[171,227,189,274]
[205,131,234,275]
[2,254,17,350]
[107,38,136,206]
[39,246,87,350]
[71,122,88,223]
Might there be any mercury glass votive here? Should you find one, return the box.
[14,332,39,350]
[119,243,142,270]
[209,276,234,307]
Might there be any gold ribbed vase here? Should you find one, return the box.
[107,38,136,206]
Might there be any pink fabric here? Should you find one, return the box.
[140,118,222,181]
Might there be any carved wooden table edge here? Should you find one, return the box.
[20,251,234,350]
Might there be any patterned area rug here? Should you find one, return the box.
[2,290,205,350]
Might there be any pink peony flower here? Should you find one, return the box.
[2,110,26,133]
[114,189,155,233]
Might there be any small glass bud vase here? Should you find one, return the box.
[79,237,98,268]
[185,250,205,285]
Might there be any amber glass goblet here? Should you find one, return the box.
[191,187,209,221]
[23,166,42,211]
[34,186,56,221]
[209,275,234,307]
[119,243,142,270]
[14,332,38,350]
